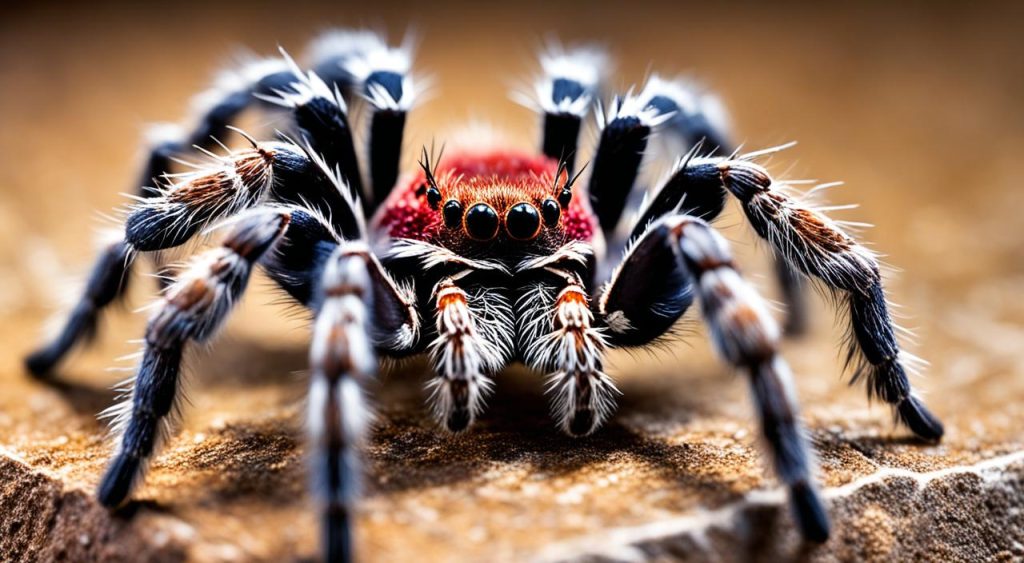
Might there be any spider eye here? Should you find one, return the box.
[442,200,463,228]
[426,186,442,209]
[541,199,561,227]
[465,203,499,240]
[506,202,541,240]
[557,187,572,207]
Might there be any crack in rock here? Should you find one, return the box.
[538,452,1024,562]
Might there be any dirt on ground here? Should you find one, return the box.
[0,1,1022,561]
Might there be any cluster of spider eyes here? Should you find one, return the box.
[424,184,572,241]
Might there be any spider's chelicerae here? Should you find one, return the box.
[25,29,944,562]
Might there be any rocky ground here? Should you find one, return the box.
[1,2,1022,562]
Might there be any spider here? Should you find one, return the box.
[24,29,944,563]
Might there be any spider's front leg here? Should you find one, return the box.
[596,215,830,542]
[624,150,944,441]
[305,244,414,563]
[518,266,619,437]
[97,209,290,506]
[261,207,418,563]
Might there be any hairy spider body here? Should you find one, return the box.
[25,29,943,563]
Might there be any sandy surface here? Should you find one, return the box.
[1,1,1022,561]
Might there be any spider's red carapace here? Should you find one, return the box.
[376,151,596,249]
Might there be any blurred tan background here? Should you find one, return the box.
[1,1,1023,561]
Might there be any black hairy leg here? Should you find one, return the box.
[256,54,365,214]
[97,210,290,507]
[304,30,420,210]
[601,215,830,542]
[587,94,669,235]
[302,237,421,563]
[25,238,133,377]
[24,56,300,376]
[24,135,361,377]
[525,44,607,176]
[626,144,810,336]
[124,137,364,252]
[717,158,944,441]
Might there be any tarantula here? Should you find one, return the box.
[25,29,943,562]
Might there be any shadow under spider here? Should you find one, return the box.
[364,361,752,505]
[41,336,934,522]
[100,336,754,509]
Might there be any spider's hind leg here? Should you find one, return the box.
[97,209,290,507]
[305,30,421,212]
[596,215,829,542]
[524,44,609,175]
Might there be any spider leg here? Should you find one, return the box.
[598,215,829,542]
[525,44,608,175]
[261,208,421,353]
[257,59,365,214]
[595,224,694,348]
[25,61,293,375]
[426,275,514,432]
[125,138,363,251]
[135,58,296,201]
[631,76,809,335]
[268,213,416,563]
[22,58,305,376]
[635,75,732,162]
[304,29,419,211]
[25,139,362,376]
[24,239,132,377]
[306,246,380,563]
[711,157,943,441]
[586,90,668,236]
[97,209,290,507]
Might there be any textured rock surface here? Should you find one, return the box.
[1,2,1023,562]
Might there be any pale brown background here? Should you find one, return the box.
[1,1,1022,561]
